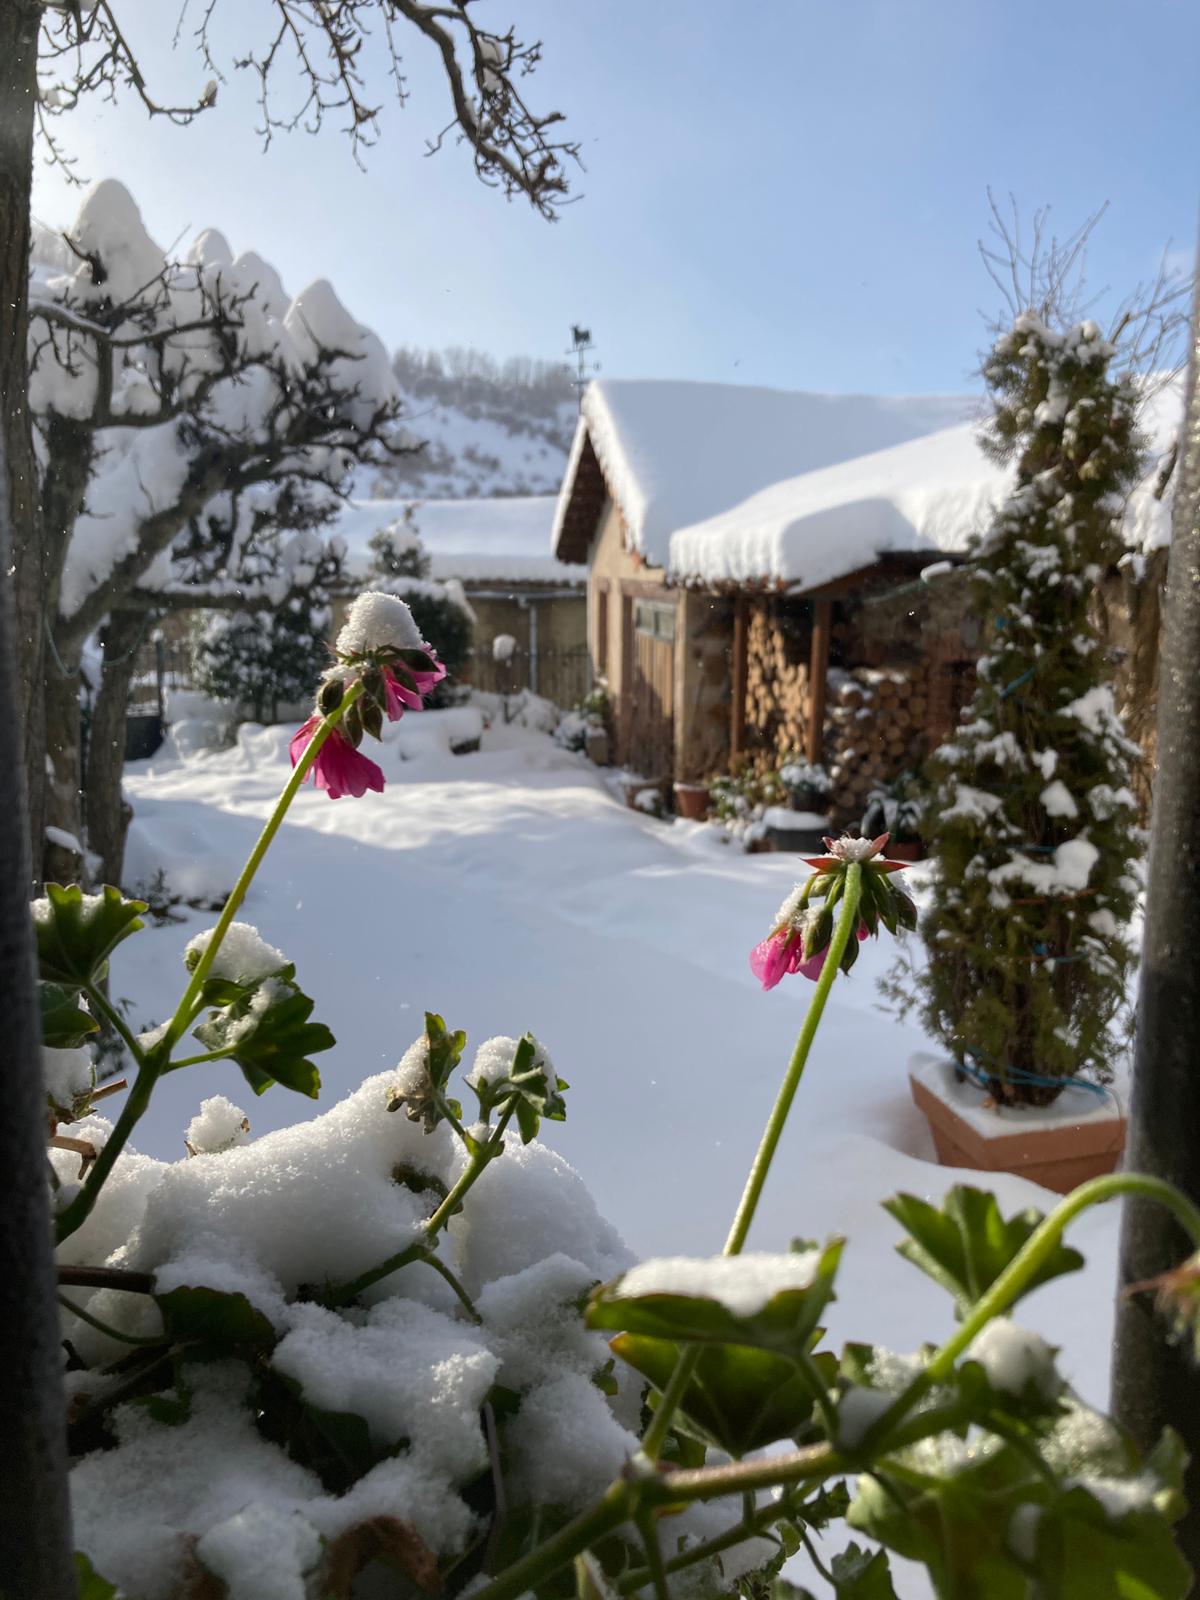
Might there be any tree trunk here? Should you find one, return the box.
[1,0,49,880]
[41,420,101,885]
[0,394,77,1600]
[43,654,86,887]
[86,607,147,887]
[1111,272,1200,1566]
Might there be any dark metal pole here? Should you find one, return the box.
[0,435,76,1593]
[1112,261,1200,1570]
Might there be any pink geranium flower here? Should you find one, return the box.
[750,924,869,990]
[289,716,385,800]
[381,655,447,720]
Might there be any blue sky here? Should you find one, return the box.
[32,0,1200,396]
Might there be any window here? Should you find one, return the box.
[633,600,676,642]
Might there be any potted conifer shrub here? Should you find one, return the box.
[890,313,1143,1192]
[861,771,925,861]
[765,756,833,851]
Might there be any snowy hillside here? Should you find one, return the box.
[365,346,578,500]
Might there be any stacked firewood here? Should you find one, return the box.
[744,607,811,753]
[824,668,929,820]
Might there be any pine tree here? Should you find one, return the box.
[193,599,332,725]
[903,315,1146,1105]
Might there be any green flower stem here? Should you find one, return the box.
[858,1171,1200,1459]
[479,1400,972,1600]
[326,1104,517,1307]
[84,984,147,1071]
[56,1069,154,1243]
[167,1047,239,1072]
[56,687,364,1247]
[725,861,862,1255]
[159,680,365,1060]
[640,867,865,1467]
[478,1483,633,1600]
[57,1294,166,1348]
[634,1508,670,1600]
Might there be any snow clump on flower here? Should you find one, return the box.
[336,590,426,658]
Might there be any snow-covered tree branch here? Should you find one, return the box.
[30,180,415,886]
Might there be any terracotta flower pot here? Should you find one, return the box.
[888,839,924,862]
[908,1054,1125,1195]
[673,782,710,821]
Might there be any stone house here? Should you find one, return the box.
[553,378,1179,818]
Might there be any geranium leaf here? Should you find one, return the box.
[587,1241,842,1361]
[156,1284,277,1352]
[193,980,331,1099]
[40,981,99,1049]
[611,1331,832,1455]
[33,883,146,988]
[884,1186,1083,1318]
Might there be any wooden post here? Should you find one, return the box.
[806,599,831,764]
[1111,266,1200,1565]
[730,596,748,762]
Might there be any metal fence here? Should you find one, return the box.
[467,644,591,710]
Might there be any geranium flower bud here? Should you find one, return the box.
[750,833,911,990]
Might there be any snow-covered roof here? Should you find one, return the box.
[668,376,1183,590]
[552,378,977,565]
[336,496,585,586]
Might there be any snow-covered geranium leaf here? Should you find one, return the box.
[468,1032,569,1143]
[884,1186,1083,1318]
[323,1516,439,1598]
[388,1012,466,1133]
[156,1284,277,1352]
[40,981,99,1049]
[74,1552,120,1599]
[265,1369,383,1494]
[193,980,332,1099]
[611,1331,833,1455]
[33,883,146,988]
[848,1409,1189,1600]
[586,1241,842,1360]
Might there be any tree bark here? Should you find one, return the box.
[0,403,76,1600]
[1,0,49,880]
[1111,271,1200,1567]
[86,607,147,886]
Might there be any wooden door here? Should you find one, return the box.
[625,597,676,778]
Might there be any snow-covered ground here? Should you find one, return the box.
[115,712,1127,1595]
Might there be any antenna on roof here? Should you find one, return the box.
[567,325,598,409]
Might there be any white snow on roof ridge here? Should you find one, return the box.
[553,376,979,568]
[667,372,1183,590]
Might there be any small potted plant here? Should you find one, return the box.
[861,772,925,861]
[765,757,833,852]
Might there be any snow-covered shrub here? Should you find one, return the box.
[553,683,609,752]
[192,599,332,725]
[861,769,923,844]
[888,317,1144,1106]
[777,755,832,812]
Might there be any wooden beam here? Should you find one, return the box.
[730,595,748,762]
[806,599,831,764]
